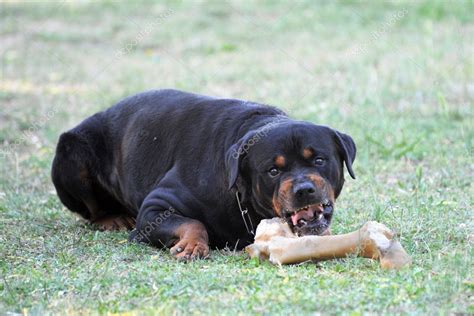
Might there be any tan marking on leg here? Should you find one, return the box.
[170,220,209,260]
[93,215,136,231]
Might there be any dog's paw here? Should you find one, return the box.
[170,238,209,260]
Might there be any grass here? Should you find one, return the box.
[0,0,472,314]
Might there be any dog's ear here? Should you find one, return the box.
[333,130,356,179]
[225,131,255,190]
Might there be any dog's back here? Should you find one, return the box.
[52,89,282,231]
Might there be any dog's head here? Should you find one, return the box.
[226,120,356,236]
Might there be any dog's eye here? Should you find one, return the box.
[268,167,281,177]
[314,157,325,165]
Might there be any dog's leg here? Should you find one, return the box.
[52,131,135,230]
[130,190,209,260]
[133,213,209,260]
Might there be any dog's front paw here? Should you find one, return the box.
[170,238,209,260]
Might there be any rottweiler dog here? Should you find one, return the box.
[52,89,356,260]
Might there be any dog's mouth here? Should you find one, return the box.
[283,200,333,236]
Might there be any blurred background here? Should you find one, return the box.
[1,1,472,160]
[0,0,472,314]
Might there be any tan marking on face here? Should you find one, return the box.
[272,194,282,217]
[272,178,293,216]
[327,186,335,201]
[275,155,286,168]
[307,174,325,189]
[307,174,335,204]
[303,148,313,159]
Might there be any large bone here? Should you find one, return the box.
[246,218,411,269]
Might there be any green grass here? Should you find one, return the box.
[0,0,473,314]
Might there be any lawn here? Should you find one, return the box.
[0,0,472,314]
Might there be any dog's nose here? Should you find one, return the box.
[293,182,317,199]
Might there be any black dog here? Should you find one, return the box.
[52,89,356,259]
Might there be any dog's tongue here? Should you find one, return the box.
[291,209,315,226]
[291,205,325,225]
